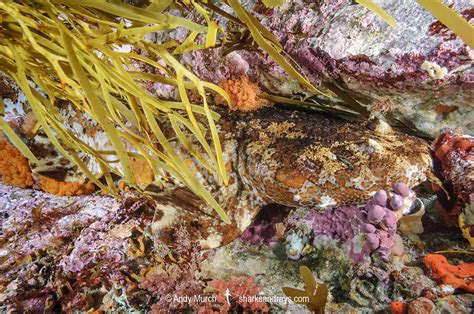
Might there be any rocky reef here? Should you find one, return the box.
[165,0,474,137]
[1,0,473,313]
[2,178,473,312]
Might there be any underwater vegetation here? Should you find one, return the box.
[2,0,470,217]
[0,0,340,222]
[282,266,328,314]
[0,0,473,313]
[0,0,233,222]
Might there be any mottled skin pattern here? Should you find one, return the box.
[0,106,433,311]
[230,108,431,207]
[151,107,431,248]
[2,107,432,249]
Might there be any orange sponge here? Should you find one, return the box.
[390,300,407,314]
[424,254,474,292]
[39,175,95,196]
[0,140,34,188]
[217,76,271,112]
[0,139,95,196]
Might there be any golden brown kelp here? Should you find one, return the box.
[2,0,464,224]
[0,0,344,223]
[0,0,235,221]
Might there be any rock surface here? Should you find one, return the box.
[162,0,474,137]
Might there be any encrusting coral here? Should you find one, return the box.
[424,254,474,293]
[217,76,271,111]
[0,140,34,188]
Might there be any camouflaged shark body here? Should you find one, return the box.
[8,106,432,249]
[233,109,431,207]
[165,108,431,248]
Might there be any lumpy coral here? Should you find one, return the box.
[0,140,34,188]
[424,254,474,293]
[39,175,95,196]
[216,76,271,111]
[304,183,415,262]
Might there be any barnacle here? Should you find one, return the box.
[38,175,95,196]
[0,140,34,188]
[217,76,271,112]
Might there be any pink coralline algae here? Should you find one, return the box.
[146,226,205,312]
[240,220,277,245]
[199,276,269,313]
[305,183,413,262]
[240,205,288,245]
[305,205,359,241]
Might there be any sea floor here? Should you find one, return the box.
[0,182,473,313]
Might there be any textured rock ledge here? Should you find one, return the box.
[158,0,474,137]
